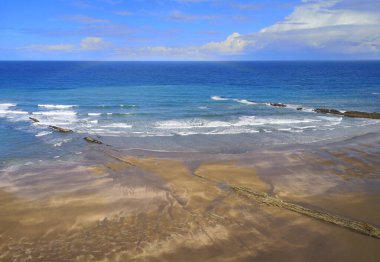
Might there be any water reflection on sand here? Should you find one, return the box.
[0,137,379,261]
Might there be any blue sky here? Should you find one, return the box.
[1,0,379,60]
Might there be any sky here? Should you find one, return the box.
[1,0,380,60]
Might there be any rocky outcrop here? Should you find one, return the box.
[29,117,40,123]
[48,125,72,133]
[270,103,287,107]
[296,107,303,111]
[84,137,103,144]
[314,108,344,115]
[343,111,380,119]
[314,108,380,119]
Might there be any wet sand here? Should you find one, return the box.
[0,136,380,261]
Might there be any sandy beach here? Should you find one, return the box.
[1,132,379,261]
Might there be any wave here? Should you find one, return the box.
[233,99,257,105]
[32,111,76,116]
[0,110,28,115]
[0,103,17,109]
[157,119,231,129]
[156,116,320,130]
[235,116,319,126]
[38,104,77,109]
[88,113,101,116]
[82,104,137,109]
[100,123,132,128]
[35,131,52,137]
[211,96,229,101]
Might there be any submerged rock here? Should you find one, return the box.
[29,117,40,123]
[84,136,103,144]
[270,103,287,107]
[48,125,72,133]
[296,107,303,111]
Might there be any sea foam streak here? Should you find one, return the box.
[101,123,132,128]
[0,103,17,109]
[156,116,320,130]
[35,131,53,137]
[38,104,77,109]
[32,111,76,116]
[233,99,257,105]
[0,110,28,115]
[211,96,229,101]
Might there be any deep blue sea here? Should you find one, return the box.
[1,61,380,162]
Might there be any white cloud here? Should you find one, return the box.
[20,0,380,59]
[244,0,380,55]
[116,0,380,59]
[202,32,249,54]
[23,44,75,52]
[261,0,380,33]
[24,37,110,52]
[80,37,110,50]
[114,32,249,59]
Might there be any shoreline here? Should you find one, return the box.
[1,132,379,261]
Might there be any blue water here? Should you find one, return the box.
[1,61,380,162]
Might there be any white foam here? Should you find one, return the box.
[32,111,76,116]
[235,116,319,126]
[233,99,257,105]
[38,104,77,109]
[35,131,52,137]
[31,109,78,127]
[317,116,342,125]
[88,113,101,116]
[0,104,30,123]
[101,123,132,128]
[296,125,317,129]
[53,138,72,147]
[211,96,229,101]
[157,119,230,129]
[156,116,320,132]
[286,104,301,110]
[0,103,17,109]
[0,110,28,115]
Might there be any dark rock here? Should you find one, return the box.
[296,107,303,111]
[48,125,72,133]
[270,103,287,107]
[314,108,380,119]
[313,108,344,115]
[343,111,380,119]
[29,117,40,123]
[84,137,103,144]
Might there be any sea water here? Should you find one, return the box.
[1,61,380,162]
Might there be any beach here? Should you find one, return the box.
[1,131,380,261]
[0,61,379,261]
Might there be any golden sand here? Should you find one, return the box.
[0,144,379,261]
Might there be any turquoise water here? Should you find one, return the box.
[1,61,380,162]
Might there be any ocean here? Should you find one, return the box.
[1,61,380,163]
[1,61,380,260]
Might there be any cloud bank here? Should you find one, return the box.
[21,0,380,59]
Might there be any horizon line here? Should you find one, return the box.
[1,59,380,62]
